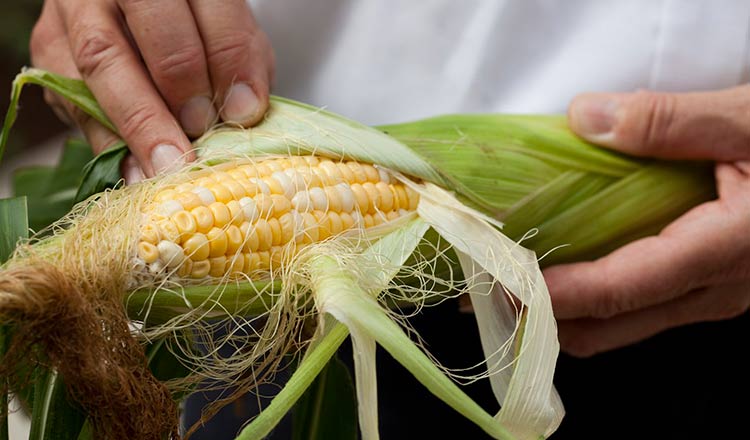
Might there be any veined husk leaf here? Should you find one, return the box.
[412,182,561,439]
[380,115,714,265]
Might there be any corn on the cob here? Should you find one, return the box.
[135,156,419,280]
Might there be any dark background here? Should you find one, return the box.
[1,2,748,439]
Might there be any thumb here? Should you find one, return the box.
[568,86,750,161]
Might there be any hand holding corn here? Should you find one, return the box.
[30,0,274,180]
[544,88,750,356]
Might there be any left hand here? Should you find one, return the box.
[544,88,750,357]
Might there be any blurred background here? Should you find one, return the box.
[0,0,66,153]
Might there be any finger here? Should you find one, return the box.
[543,228,713,320]
[568,86,750,161]
[189,0,274,126]
[557,282,750,357]
[60,0,194,177]
[115,0,217,137]
[31,1,125,158]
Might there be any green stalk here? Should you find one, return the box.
[235,322,349,440]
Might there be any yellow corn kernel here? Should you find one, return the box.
[174,183,194,193]
[227,255,244,275]
[361,182,379,214]
[208,256,228,277]
[278,212,296,245]
[223,179,246,200]
[363,214,375,228]
[311,210,329,240]
[240,222,260,252]
[207,227,228,257]
[173,210,197,241]
[211,171,234,183]
[255,219,273,251]
[177,258,193,278]
[270,194,292,217]
[392,185,407,210]
[336,162,355,183]
[244,253,260,273]
[254,194,274,218]
[362,164,379,183]
[319,160,341,184]
[183,233,210,261]
[226,200,244,226]
[140,224,161,245]
[209,202,231,227]
[138,242,159,264]
[177,192,202,211]
[349,183,370,214]
[325,186,343,212]
[191,260,211,278]
[157,219,181,244]
[155,189,178,203]
[375,182,394,212]
[340,212,355,230]
[265,176,284,195]
[209,183,233,204]
[257,251,270,270]
[299,212,319,244]
[346,162,367,183]
[386,210,400,221]
[267,160,285,173]
[268,218,282,246]
[238,178,260,196]
[191,206,214,233]
[225,225,243,254]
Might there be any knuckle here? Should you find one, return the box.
[207,31,254,72]
[706,294,750,321]
[625,90,676,153]
[119,102,159,139]
[71,25,122,77]
[588,265,629,319]
[151,45,206,84]
[559,333,600,358]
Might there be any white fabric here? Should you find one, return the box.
[250,0,750,125]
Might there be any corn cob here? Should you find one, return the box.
[135,156,419,281]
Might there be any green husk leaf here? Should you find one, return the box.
[236,323,350,440]
[0,68,115,164]
[28,370,85,440]
[311,255,514,440]
[292,355,357,440]
[74,141,127,204]
[195,97,446,186]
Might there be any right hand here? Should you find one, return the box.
[30,0,275,182]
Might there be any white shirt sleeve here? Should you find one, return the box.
[250,0,750,124]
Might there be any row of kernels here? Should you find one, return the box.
[184,246,290,279]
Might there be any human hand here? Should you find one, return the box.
[30,0,274,182]
[544,88,750,357]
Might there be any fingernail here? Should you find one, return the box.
[222,83,260,125]
[123,162,145,185]
[151,144,185,175]
[180,96,217,137]
[570,95,619,142]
